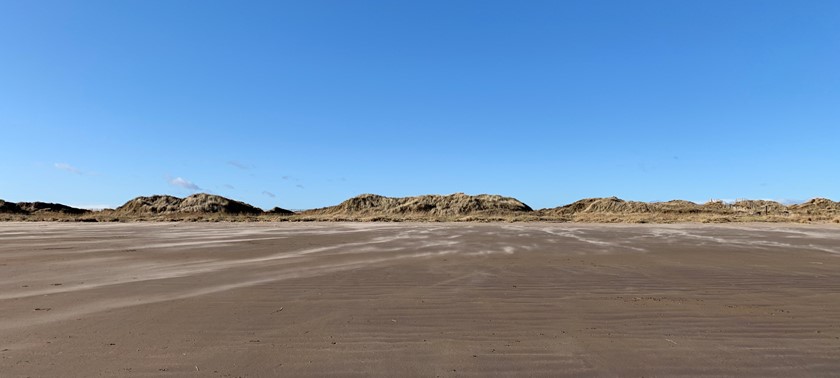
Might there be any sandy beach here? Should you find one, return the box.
[1,222,839,376]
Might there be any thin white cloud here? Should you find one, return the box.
[777,198,806,205]
[227,161,251,170]
[699,198,735,204]
[224,184,235,190]
[262,191,276,198]
[296,184,304,189]
[54,163,82,174]
[168,177,201,191]
[70,204,113,211]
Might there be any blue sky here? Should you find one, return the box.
[1,0,838,210]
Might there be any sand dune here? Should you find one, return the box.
[2,193,840,223]
[0,200,89,215]
[301,193,533,219]
[114,193,263,216]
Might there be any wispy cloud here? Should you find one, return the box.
[227,161,252,170]
[70,204,113,211]
[296,184,304,189]
[282,176,290,180]
[224,184,235,190]
[167,177,202,191]
[54,163,82,175]
[262,191,276,198]
[777,198,805,205]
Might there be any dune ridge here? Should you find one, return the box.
[115,193,263,216]
[1,193,839,223]
[301,193,533,219]
[0,200,90,216]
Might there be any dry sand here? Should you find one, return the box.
[1,222,840,376]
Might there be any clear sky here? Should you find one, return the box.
[1,0,838,210]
